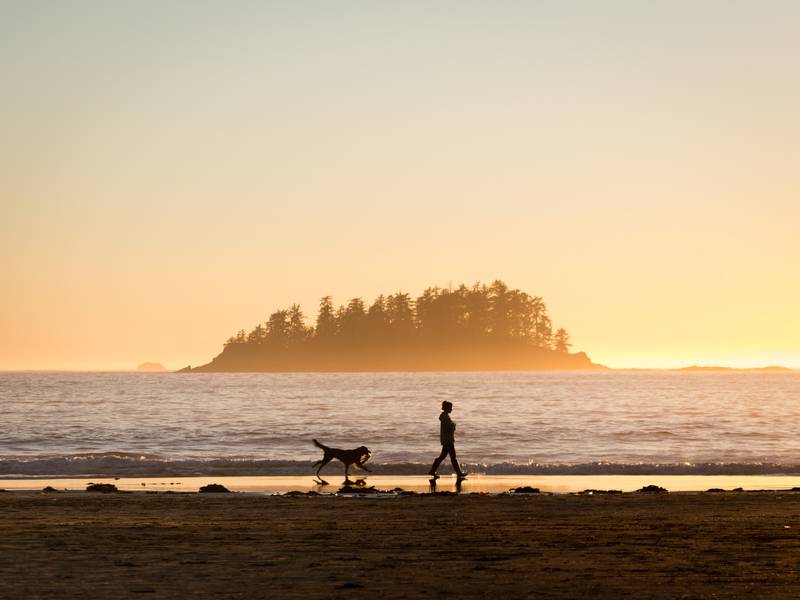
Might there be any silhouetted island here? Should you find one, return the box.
[136,362,168,372]
[186,280,604,372]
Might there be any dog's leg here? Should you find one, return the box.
[313,456,329,484]
[344,463,359,485]
[315,455,333,479]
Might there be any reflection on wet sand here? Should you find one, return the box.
[3,474,800,494]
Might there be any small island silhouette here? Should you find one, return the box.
[184,280,604,372]
[136,362,168,372]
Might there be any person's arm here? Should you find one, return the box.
[446,414,455,433]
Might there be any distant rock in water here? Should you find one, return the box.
[677,365,792,372]
[189,280,606,373]
[136,362,168,372]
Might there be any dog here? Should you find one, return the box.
[312,439,371,484]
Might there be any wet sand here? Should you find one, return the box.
[4,473,800,493]
[2,491,800,598]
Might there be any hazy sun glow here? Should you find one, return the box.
[1,2,798,371]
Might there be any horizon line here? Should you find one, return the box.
[1,365,797,374]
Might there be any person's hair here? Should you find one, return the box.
[441,401,453,411]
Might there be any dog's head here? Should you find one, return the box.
[357,446,371,463]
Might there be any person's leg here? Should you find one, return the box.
[429,445,450,475]
[448,445,465,476]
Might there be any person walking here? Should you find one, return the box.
[429,400,467,480]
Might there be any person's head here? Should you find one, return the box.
[441,401,453,413]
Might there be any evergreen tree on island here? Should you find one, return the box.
[189,280,602,372]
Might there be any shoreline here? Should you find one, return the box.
[4,473,800,494]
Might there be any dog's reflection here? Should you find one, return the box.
[313,476,368,488]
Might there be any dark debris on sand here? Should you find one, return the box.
[337,582,364,589]
[85,483,119,493]
[636,485,668,493]
[198,484,231,494]
[336,485,389,495]
[509,486,541,494]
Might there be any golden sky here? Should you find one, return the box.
[2,2,798,370]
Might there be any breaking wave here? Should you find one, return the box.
[2,453,800,478]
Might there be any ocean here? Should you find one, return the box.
[1,371,798,478]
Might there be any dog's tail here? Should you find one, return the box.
[312,439,328,451]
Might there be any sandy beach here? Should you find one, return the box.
[2,490,800,599]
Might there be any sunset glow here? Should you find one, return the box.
[2,2,798,371]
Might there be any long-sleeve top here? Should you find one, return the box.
[439,412,456,445]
